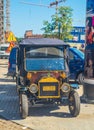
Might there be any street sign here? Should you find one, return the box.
[7,32,17,42]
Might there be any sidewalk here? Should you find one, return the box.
[0,78,20,120]
[0,60,32,130]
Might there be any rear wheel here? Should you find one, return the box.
[68,90,80,117]
[77,73,84,84]
[20,93,28,119]
[16,76,21,93]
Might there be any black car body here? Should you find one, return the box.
[15,38,80,118]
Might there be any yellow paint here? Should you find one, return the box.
[38,77,60,98]
[7,31,17,42]
[39,77,59,83]
[60,72,66,79]
[27,72,32,80]
[43,86,56,91]
[68,43,84,50]
[38,96,60,98]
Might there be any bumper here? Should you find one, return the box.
[0,55,9,59]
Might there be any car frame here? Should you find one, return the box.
[16,38,80,119]
[8,44,84,84]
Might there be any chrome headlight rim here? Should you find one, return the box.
[61,83,70,93]
[29,83,38,94]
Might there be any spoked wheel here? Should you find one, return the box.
[68,90,80,117]
[19,93,28,119]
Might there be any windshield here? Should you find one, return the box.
[25,47,64,58]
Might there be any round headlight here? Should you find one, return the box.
[61,83,70,92]
[29,84,38,93]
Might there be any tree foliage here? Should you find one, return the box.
[42,6,73,41]
[16,37,23,43]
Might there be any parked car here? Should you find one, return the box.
[15,38,80,119]
[0,43,10,59]
[7,45,84,84]
[7,46,17,79]
[68,47,84,84]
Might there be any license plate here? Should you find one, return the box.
[43,86,56,91]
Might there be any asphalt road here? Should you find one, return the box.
[0,59,94,130]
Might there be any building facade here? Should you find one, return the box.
[68,26,85,44]
[0,0,4,44]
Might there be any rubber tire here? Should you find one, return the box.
[77,73,84,84]
[16,77,20,93]
[68,90,80,117]
[20,93,28,119]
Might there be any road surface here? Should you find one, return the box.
[0,59,94,130]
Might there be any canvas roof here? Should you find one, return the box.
[19,38,69,46]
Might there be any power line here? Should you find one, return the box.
[20,1,53,8]
[20,0,66,8]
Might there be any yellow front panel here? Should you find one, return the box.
[39,77,59,83]
[38,77,60,98]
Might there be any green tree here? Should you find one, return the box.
[41,21,53,37]
[42,6,73,41]
[16,37,23,43]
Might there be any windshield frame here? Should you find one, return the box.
[25,46,64,59]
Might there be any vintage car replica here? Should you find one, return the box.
[16,38,80,119]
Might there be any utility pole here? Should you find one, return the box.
[50,0,65,38]
[21,0,66,9]
[50,0,65,13]
[50,0,59,14]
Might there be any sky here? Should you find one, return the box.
[9,0,86,37]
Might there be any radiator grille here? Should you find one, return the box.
[38,82,60,98]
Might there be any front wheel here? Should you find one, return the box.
[68,90,80,117]
[20,93,28,119]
